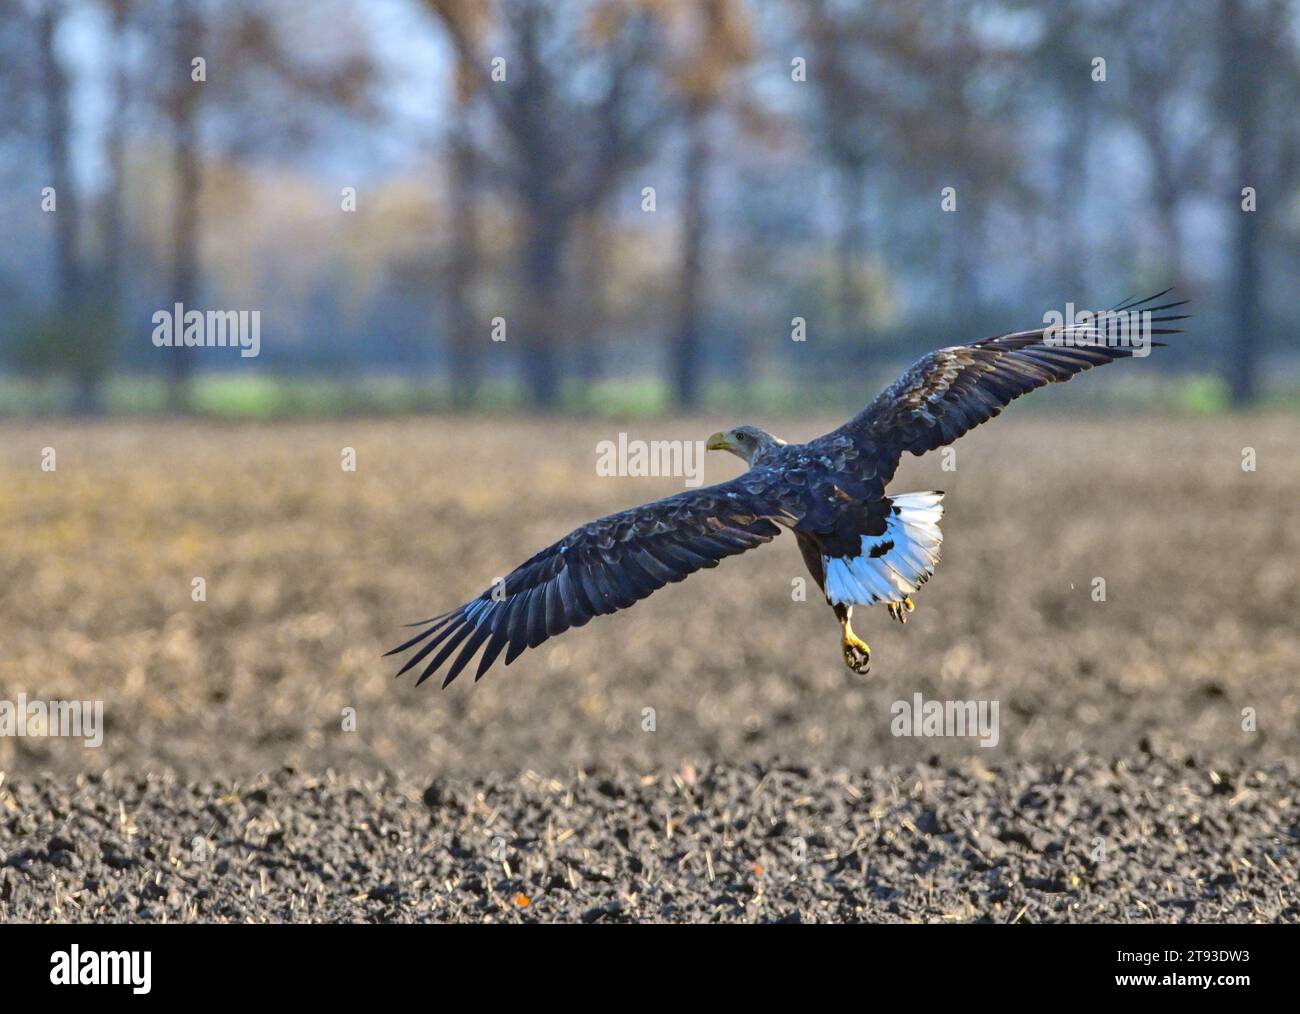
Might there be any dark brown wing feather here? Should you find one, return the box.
[388,469,806,688]
[820,291,1188,482]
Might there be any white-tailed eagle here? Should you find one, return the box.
[390,291,1187,686]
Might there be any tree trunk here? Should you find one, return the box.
[38,4,80,304]
[573,209,607,394]
[1151,161,1185,287]
[521,200,563,409]
[81,0,134,417]
[72,376,100,415]
[101,1,131,299]
[445,110,481,408]
[1054,65,1092,299]
[671,101,708,410]
[836,163,866,344]
[950,189,981,319]
[167,1,203,412]
[1221,0,1262,408]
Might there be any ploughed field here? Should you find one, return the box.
[1,414,1296,922]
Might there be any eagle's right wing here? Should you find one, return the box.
[388,468,807,689]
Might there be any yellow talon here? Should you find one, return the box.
[840,620,871,674]
[887,597,916,624]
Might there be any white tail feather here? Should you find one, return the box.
[822,491,945,607]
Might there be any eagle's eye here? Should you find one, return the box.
[736,432,748,443]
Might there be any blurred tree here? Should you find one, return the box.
[36,1,82,309]
[1031,0,1101,301]
[432,0,667,408]
[1,0,1298,419]
[568,205,612,393]
[163,0,203,410]
[800,0,1021,334]
[27,0,117,413]
[1101,1,1214,290]
[426,0,490,407]
[801,0,887,345]
[0,1,35,143]
[656,0,753,409]
[140,0,376,409]
[911,0,1023,316]
[89,0,136,412]
[1216,0,1295,408]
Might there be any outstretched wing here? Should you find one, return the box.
[388,469,806,689]
[820,291,1189,481]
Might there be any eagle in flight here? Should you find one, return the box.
[390,292,1186,687]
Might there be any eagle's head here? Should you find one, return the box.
[706,424,785,467]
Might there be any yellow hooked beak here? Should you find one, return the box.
[706,430,733,452]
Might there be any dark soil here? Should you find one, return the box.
[2,748,1295,923]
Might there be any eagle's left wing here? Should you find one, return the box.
[821,291,1188,480]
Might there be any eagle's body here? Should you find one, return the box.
[390,292,1187,687]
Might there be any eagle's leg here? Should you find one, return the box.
[887,597,916,624]
[836,605,871,674]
